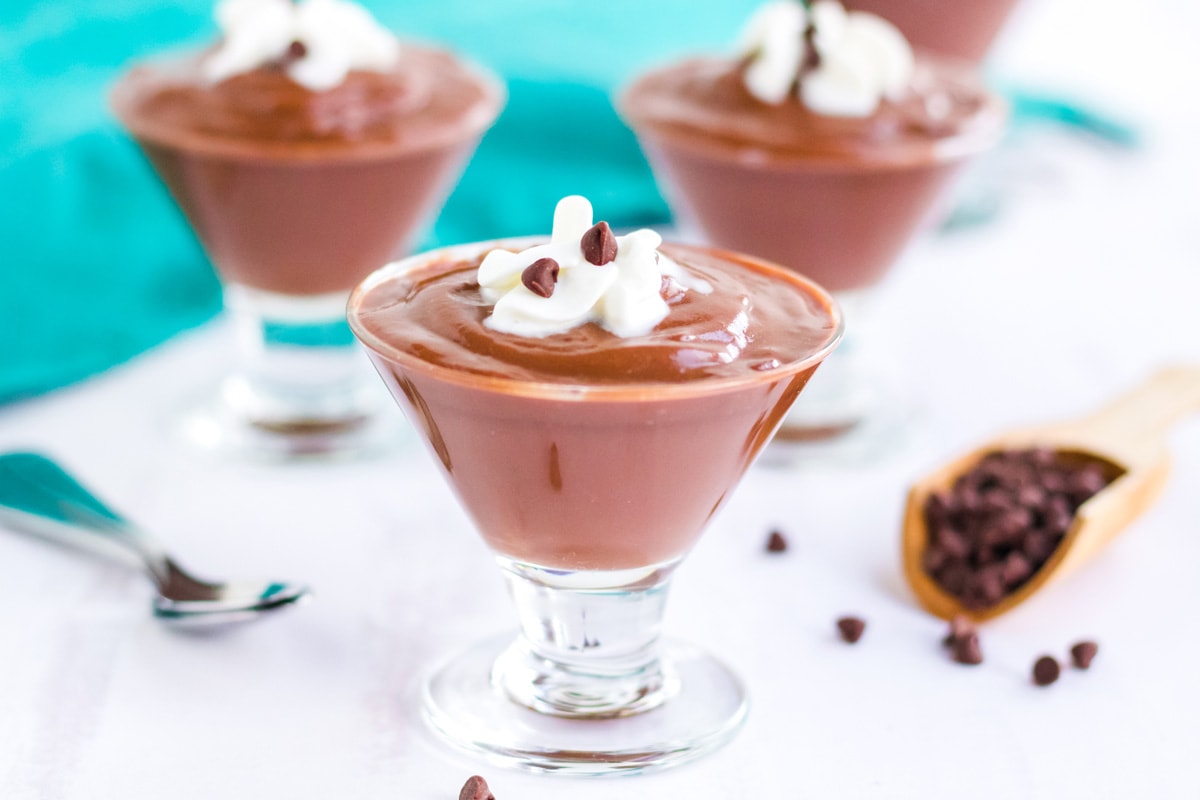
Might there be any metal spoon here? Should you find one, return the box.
[0,452,309,628]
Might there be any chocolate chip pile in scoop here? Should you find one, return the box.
[922,448,1115,609]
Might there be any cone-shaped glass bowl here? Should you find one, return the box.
[347,240,842,774]
[619,61,1005,450]
[111,52,504,458]
[844,0,1023,63]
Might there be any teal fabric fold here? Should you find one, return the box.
[0,0,762,404]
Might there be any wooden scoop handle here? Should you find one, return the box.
[1062,366,1200,464]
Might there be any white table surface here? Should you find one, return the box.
[3,0,1199,796]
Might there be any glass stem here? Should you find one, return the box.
[223,284,378,430]
[493,558,681,719]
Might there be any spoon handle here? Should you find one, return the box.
[0,452,168,579]
[1070,366,1200,461]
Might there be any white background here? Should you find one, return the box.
[2,0,1199,796]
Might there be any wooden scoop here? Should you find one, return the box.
[902,366,1200,622]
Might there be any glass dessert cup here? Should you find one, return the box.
[843,0,1022,63]
[620,65,1006,459]
[347,240,842,774]
[110,54,503,460]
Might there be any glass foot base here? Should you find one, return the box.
[176,390,403,461]
[421,634,747,776]
[762,395,918,468]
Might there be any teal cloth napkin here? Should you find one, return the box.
[0,0,761,404]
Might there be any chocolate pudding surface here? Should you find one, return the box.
[111,44,501,161]
[620,56,1005,170]
[351,242,839,391]
[349,242,840,570]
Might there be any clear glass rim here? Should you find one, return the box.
[346,237,845,402]
[616,55,1009,172]
[109,45,507,163]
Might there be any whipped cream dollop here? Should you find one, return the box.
[740,0,914,117]
[478,196,708,338]
[203,0,401,92]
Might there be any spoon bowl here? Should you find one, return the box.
[0,452,309,628]
[902,366,1200,621]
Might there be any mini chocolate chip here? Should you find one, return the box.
[936,564,970,595]
[801,24,821,72]
[943,613,976,648]
[836,616,866,644]
[287,40,308,60]
[997,506,1034,539]
[1030,447,1056,467]
[1040,472,1067,493]
[977,567,1005,605]
[925,491,952,524]
[935,527,970,560]
[952,632,983,665]
[459,775,495,800]
[580,221,618,265]
[521,257,560,298]
[1000,552,1033,587]
[1044,497,1073,534]
[980,490,1011,513]
[1022,530,1054,562]
[765,529,788,553]
[1032,655,1060,686]
[1073,465,1108,495]
[923,547,949,574]
[1017,485,1047,507]
[1070,641,1099,670]
[959,487,982,512]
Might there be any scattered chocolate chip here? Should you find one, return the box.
[521,257,560,298]
[942,613,976,648]
[286,40,308,60]
[765,529,788,553]
[921,449,1115,611]
[1032,655,1060,686]
[1070,641,1099,670]
[459,775,495,800]
[952,632,983,665]
[580,221,618,265]
[836,616,866,644]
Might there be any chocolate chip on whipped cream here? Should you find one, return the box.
[740,0,914,117]
[477,195,711,338]
[285,39,308,61]
[581,221,619,265]
[521,258,560,298]
[204,0,401,91]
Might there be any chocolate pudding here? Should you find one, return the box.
[844,0,1021,63]
[620,57,1005,293]
[111,45,502,296]
[349,239,841,570]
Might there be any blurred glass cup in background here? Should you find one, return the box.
[110,23,504,459]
